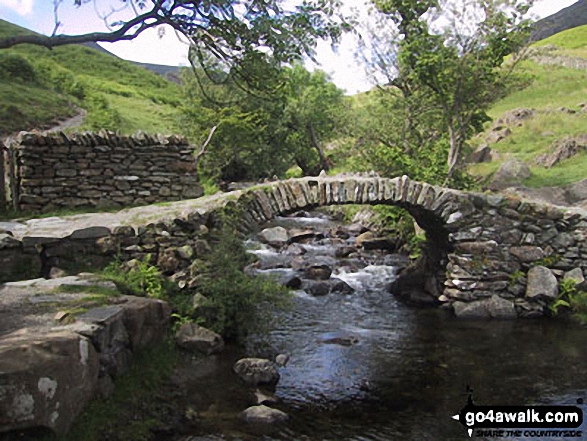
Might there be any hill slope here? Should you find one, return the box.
[0,19,184,137]
[469,24,587,192]
[531,0,587,42]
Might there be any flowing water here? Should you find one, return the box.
[175,212,587,441]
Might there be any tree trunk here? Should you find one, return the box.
[308,123,330,172]
[445,125,460,185]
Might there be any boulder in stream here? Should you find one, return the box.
[258,227,289,248]
[240,405,289,424]
[233,358,280,386]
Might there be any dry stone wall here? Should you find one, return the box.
[13,131,203,212]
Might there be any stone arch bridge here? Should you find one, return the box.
[3,175,587,318]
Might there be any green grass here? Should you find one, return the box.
[489,61,587,117]
[0,19,183,136]
[468,25,587,189]
[0,81,76,134]
[534,24,587,50]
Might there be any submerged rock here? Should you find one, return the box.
[321,335,359,346]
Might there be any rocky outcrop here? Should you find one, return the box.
[489,158,531,190]
[9,131,202,212]
[0,278,171,436]
[0,329,99,436]
[536,135,587,169]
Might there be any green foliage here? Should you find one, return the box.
[0,19,183,135]
[0,52,36,83]
[180,62,346,183]
[535,254,561,267]
[34,59,85,99]
[548,278,587,325]
[357,0,533,182]
[191,227,291,341]
[509,270,525,286]
[100,255,166,299]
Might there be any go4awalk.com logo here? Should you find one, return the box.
[452,387,584,438]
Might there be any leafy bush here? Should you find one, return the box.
[549,278,587,325]
[100,255,167,299]
[0,53,36,83]
[192,227,291,341]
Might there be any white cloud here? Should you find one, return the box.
[0,0,33,15]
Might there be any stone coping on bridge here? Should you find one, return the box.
[0,175,586,319]
[2,174,585,240]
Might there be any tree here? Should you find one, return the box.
[0,0,349,84]
[180,62,346,182]
[363,0,534,182]
[281,64,346,175]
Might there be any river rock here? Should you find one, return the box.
[330,278,354,295]
[0,329,100,435]
[453,295,516,319]
[233,358,280,386]
[360,236,396,251]
[305,263,332,280]
[258,227,289,248]
[275,354,290,367]
[306,281,330,296]
[288,229,315,244]
[321,335,359,346]
[175,323,224,355]
[525,266,558,300]
[240,405,289,424]
[252,388,280,405]
[280,274,302,289]
[335,246,357,258]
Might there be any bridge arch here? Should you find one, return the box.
[215,175,587,318]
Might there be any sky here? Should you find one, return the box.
[0,0,581,94]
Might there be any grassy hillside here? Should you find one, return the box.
[469,24,587,188]
[0,19,184,137]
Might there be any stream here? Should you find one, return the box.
[172,211,587,441]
